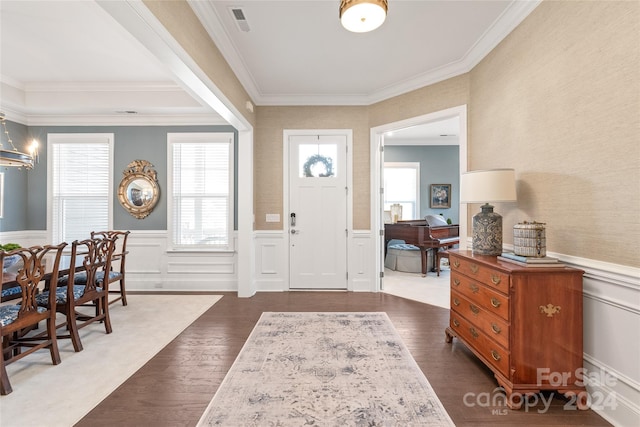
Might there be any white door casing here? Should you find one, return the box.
[287,133,348,289]
[371,105,468,292]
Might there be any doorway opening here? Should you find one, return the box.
[371,105,469,292]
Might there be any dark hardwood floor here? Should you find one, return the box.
[77,292,611,426]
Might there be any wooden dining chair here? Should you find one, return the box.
[90,230,130,306]
[0,243,67,395]
[36,236,116,352]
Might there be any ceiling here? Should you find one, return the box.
[0,0,538,134]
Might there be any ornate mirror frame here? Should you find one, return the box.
[117,160,159,219]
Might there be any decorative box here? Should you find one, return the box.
[513,221,546,257]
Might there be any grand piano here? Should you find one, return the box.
[385,219,459,276]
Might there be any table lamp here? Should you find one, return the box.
[460,169,517,256]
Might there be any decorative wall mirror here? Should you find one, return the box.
[118,160,159,219]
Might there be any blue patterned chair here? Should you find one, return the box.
[89,230,130,306]
[1,243,67,395]
[35,236,116,353]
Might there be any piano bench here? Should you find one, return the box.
[385,244,423,274]
[436,250,450,277]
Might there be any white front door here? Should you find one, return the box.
[288,134,347,289]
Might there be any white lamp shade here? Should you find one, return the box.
[460,169,516,203]
[340,0,387,33]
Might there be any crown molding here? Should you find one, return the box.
[22,81,184,93]
[189,0,541,106]
[188,0,260,104]
[9,113,228,127]
[462,0,542,70]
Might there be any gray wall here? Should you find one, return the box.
[384,145,460,223]
[0,120,30,232]
[1,120,237,233]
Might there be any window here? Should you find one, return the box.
[48,134,113,244]
[168,132,234,250]
[383,162,420,220]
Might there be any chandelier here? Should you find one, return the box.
[339,0,388,33]
[0,113,38,170]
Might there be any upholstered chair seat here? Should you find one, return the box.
[0,286,21,301]
[34,236,116,353]
[36,285,104,306]
[1,243,67,395]
[0,305,47,326]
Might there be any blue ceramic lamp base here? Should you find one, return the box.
[471,203,503,256]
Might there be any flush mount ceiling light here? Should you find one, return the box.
[339,0,388,33]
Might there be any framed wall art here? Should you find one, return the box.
[430,184,451,209]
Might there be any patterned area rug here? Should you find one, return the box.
[197,312,454,426]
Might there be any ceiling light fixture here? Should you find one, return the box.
[0,113,37,170]
[339,0,388,33]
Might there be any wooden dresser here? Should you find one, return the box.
[445,250,587,409]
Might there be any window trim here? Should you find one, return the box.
[383,162,421,220]
[167,132,235,252]
[47,133,114,244]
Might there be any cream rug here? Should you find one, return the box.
[383,268,451,309]
[0,294,222,427]
[197,312,454,426]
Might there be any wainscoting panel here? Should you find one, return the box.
[350,231,374,292]
[125,231,238,291]
[255,231,287,291]
[253,230,377,292]
[562,255,640,427]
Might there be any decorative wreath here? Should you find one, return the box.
[302,154,334,177]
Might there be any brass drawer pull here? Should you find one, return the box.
[469,284,479,294]
[453,259,460,268]
[470,327,479,338]
[469,304,479,315]
[491,298,501,308]
[453,278,460,287]
[470,264,479,274]
[491,275,501,285]
[453,298,460,306]
[453,318,460,327]
[491,323,502,334]
[491,350,501,361]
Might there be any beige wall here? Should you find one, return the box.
[151,1,639,267]
[143,0,256,127]
[254,106,369,230]
[369,74,470,128]
[468,0,639,266]
[253,76,471,231]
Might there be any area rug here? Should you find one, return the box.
[197,312,454,426]
[0,294,223,427]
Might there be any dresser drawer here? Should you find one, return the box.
[451,290,510,349]
[451,271,509,321]
[449,310,510,378]
[450,254,509,294]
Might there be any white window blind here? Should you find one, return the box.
[168,133,234,250]
[49,134,112,244]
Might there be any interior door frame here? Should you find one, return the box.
[283,129,353,290]
[371,105,469,292]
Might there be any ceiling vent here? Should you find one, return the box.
[230,7,250,32]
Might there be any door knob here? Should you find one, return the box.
[291,229,297,234]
